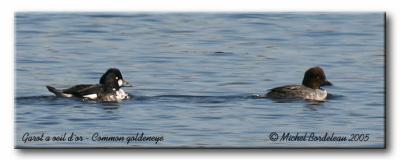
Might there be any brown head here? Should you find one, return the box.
[302,67,332,89]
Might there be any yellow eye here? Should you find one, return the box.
[115,77,118,80]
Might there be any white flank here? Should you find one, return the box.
[83,94,98,99]
[62,93,73,98]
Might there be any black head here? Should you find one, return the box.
[302,67,332,89]
[99,68,130,90]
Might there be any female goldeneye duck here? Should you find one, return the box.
[265,67,332,101]
[46,68,131,102]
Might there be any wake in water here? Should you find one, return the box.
[16,94,261,103]
[15,93,342,105]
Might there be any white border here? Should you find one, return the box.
[2,0,397,160]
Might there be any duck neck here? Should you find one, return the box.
[302,79,320,89]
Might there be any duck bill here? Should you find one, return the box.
[122,80,132,87]
[321,80,332,86]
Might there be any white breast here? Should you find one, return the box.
[116,89,129,100]
[314,89,327,101]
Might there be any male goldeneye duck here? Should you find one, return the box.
[265,67,332,101]
[46,68,131,102]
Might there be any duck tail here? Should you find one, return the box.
[46,85,72,98]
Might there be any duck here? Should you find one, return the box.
[265,67,332,101]
[46,68,131,102]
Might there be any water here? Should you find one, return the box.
[15,13,385,148]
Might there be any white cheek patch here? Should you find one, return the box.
[118,79,123,86]
[83,94,98,99]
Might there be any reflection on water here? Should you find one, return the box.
[15,13,384,148]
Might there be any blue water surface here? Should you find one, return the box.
[15,13,385,148]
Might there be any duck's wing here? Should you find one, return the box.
[266,85,307,99]
[269,85,304,93]
[62,84,103,97]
